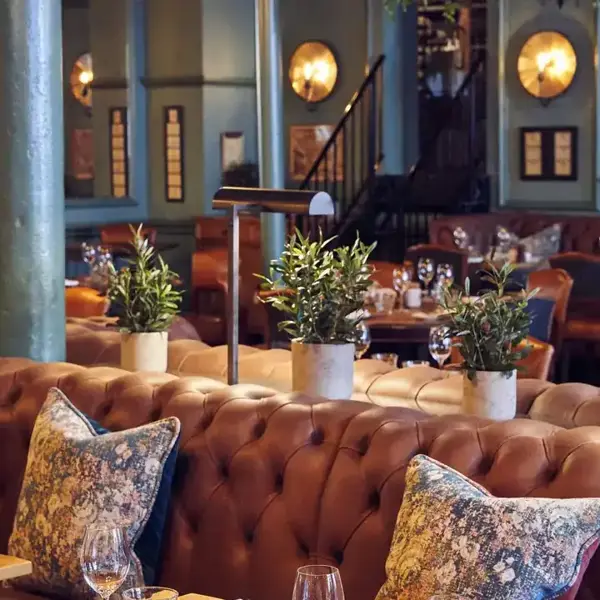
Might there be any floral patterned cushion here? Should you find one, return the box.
[376,455,600,600]
[8,388,181,600]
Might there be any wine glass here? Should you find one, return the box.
[417,258,435,296]
[453,226,469,250]
[392,264,413,309]
[429,326,451,369]
[436,263,454,290]
[80,526,130,600]
[354,321,371,359]
[292,566,345,600]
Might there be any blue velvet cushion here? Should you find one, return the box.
[88,417,180,585]
[524,297,555,343]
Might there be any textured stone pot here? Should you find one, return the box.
[462,370,517,420]
[291,342,354,400]
[120,331,168,372]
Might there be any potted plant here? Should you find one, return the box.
[257,229,376,400]
[108,225,182,372]
[441,263,537,420]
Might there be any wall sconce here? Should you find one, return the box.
[517,31,577,106]
[289,41,338,104]
[212,187,334,384]
[70,52,94,109]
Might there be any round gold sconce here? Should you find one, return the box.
[517,31,577,105]
[70,52,94,108]
[289,41,338,104]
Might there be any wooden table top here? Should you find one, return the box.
[0,555,32,581]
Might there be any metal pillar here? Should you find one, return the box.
[227,206,241,385]
[367,0,418,174]
[0,0,66,360]
[255,0,287,274]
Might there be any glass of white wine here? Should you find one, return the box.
[429,325,452,369]
[80,526,130,600]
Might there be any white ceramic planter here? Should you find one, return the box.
[291,342,354,400]
[120,331,168,372]
[462,370,517,420]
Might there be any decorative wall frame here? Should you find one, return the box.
[109,107,129,197]
[164,106,184,202]
[289,124,344,181]
[519,126,578,181]
[221,131,245,171]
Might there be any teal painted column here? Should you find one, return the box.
[368,0,418,174]
[255,0,287,275]
[0,0,66,360]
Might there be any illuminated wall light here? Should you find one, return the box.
[289,41,338,104]
[517,31,577,106]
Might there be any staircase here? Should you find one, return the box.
[294,0,489,259]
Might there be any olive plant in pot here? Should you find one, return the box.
[108,225,182,372]
[257,230,376,400]
[441,263,537,420]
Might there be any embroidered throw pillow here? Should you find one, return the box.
[8,388,181,600]
[376,455,600,600]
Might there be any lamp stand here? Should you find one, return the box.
[227,204,241,385]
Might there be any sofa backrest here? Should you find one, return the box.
[2,360,600,600]
[429,212,600,255]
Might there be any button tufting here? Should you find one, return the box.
[298,542,309,556]
[368,490,380,510]
[254,420,266,439]
[274,473,284,493]
[357,435,370,457]
[479,457,493,475]
[311,429,325,446]
[333,550,344,565]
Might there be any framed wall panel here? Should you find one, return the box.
[164,106,185,203]
[519,126,578,182]
[108,107,129,198]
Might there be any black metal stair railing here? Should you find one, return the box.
[292,55,385,238]
[375,50,488,259]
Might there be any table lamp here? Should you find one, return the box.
[212,186,335,384]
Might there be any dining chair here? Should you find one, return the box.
[548,252,600,381]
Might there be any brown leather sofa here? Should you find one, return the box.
[1,359,600,600]
[429,212,600,255]
[62,329,600,429]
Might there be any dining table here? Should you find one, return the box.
[367,297,449,346]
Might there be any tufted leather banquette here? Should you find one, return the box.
[429,212,600,255]
[61,326,600,429]
[1,359,600,600]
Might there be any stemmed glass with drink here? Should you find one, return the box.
[417,258,435,297]
[80,526,130,600]
[429,325,451,369]
[354,321,371,359]
[436,263,454,290]
[392,263,414,309]
[293,566,345,600]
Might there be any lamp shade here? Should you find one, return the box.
[212,187,334,215]
[517,31,577,101]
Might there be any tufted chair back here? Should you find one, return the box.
[2,360,600,600]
